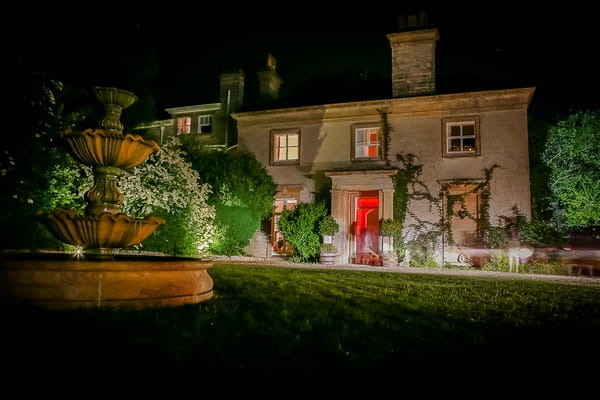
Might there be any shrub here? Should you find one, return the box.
[519,260,569,276]
[482,254,510,272]
[210,205,262,255]
[405,227,440,268]
[119,137,216,256]
[407,241,437,268]
[185,148,276,255]
[318,215,339,236]
[520,217,564,248]
[278,202,330,263]
[482,226,508,248]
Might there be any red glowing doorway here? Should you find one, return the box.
[351,191,381,266]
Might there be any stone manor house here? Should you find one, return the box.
[138,18,534,266]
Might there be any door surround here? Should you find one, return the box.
[325,169,397,264]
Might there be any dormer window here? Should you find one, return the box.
[198,115,212,134]
[177,117,191,135]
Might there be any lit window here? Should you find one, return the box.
[274,198,297,213]
[271,129,300,164]
[353,126,380,160]
[177,117,191,135]
[198,115,212,134]
[443,118,480,157]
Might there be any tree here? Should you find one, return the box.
[1,66,81,249]
[185,148,277,255]
[542,111,600,230]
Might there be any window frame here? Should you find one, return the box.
[197,115,212,134]
[442,116,480,157]
[351,123,382,161]
[176,117,192,135]
[270,128,301,165]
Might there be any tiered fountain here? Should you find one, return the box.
[0,87,214,309]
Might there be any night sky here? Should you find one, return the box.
[10,4,598,121]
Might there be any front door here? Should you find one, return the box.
[351,191,381,265]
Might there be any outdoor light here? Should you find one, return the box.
[72,247,84,259]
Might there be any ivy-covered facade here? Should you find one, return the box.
[234,24,534,266]
[234,87,533,265]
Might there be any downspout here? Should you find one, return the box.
[224,89,231,150]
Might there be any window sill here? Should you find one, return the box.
[271,160,300,166]
[352,157,383,162]
[443,152,480,158]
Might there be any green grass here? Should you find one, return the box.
[2,264,599,394]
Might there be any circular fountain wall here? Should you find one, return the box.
[0,251,213,309]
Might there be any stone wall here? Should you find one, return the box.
[244,229,273,258]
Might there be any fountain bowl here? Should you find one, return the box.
[39,209,165,250]
[61,129,160,169]
[94,86,138,109]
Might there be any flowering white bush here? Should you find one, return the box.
[121,136,216,255]
[41,136,216,256]
[121,137,208,215]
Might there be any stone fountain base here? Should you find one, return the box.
[0,251,213,309]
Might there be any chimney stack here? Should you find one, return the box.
[219,69,245,113]
[387,13,439,97]
[257,53,283,104]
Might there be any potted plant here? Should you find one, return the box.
[318,215,339,265]
[380,218,402,266]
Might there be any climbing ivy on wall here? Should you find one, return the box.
[376,110,502,266]
[377,108,392,166]
[392,152,442,265]
[440,164,499,247]
[391,151,500,265]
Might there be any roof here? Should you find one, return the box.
[232,87,535,127]
[165,103,221,115]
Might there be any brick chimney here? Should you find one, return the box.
[219,69,245,113]
[257,53,283,103]
[387,14,439,97]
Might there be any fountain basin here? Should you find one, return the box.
[0,251,213,309]
[61,129,160,169]
[94,86,138,110]
[40,210,165,250]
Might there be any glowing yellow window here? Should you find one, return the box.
[177,117,191,135]
[272,130,300,164]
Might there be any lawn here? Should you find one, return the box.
[2,264,599,395]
